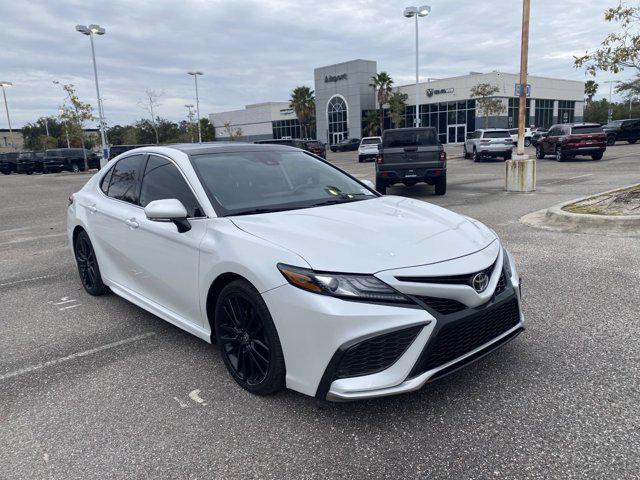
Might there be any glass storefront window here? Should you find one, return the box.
[327,95,348,144]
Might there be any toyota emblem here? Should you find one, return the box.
[471,272,489,293]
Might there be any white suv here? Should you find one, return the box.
[508,128,532,147]
[358,136,382,162]
[464,129,514,162]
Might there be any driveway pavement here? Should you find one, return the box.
[1,142,639,479]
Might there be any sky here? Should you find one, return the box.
[0,0,633,128]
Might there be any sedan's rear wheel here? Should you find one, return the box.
[214,280,285,396]
[74,230,110,296]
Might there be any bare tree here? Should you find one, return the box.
[224,122,243,141]
[138,89,163,144]
[54,81,94,170]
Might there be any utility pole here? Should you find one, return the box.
[0,82,15,150]
[506,0,535,192]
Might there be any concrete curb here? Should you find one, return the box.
[521,183,640,237]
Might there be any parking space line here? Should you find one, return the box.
[0,332,156,382]
[0,275,57,287]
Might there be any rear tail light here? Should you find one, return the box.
[439,150,446,161]
[480,139,491,144]
[376,155,383,164]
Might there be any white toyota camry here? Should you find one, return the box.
[67,143,523,401]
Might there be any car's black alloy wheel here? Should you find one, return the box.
[74,230,110,296]
[215,280,285,395]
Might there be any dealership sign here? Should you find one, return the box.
[426,87,454,97]
[325,73,348,83]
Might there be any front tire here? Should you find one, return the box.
[72,163,80,173]
[74,230,110,296]
[592,151,604,160]
[606,135,616,146]
[555,146,566,162]
[524,138,531,147]
[434,175,447,195]
[472,148,480,162]
[463,145,470,159]
[375,177,387,195]
[214,280,286,396]
[536,145,545,159]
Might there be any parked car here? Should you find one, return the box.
[43,148,100,173]
[508,127,532,146]
[602,118,640,146]
[108,144,152,160]
[463,129,513,162]
[0,152,19,175]
[330,137,360,152]
[536,123,606,161]
[358,136,382,162]
[254,139,326,159]
[376,127,446,195]
[530,128,548,147]
[67,143,523,401]
[16,151,45,174]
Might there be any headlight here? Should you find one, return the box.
[502,247,512,277]
[277,264,410,303]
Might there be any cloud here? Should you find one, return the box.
[0,0,634,127]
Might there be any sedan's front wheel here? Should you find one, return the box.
[215,280,286,396]
[74,230,110,296]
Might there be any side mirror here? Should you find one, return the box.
[144,198,191,233]
[361,179,375,190]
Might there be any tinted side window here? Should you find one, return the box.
[100,167,113,194]
[139,155,203,218]
[107,155,145,204]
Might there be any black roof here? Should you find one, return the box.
[162,142,300,155]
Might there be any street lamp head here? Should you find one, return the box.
[188,71,204,76]
[418,5,431,16]
[76,24,90,35]
[89,24,105,35]
[403,6,418,17]
[0,81,13,87]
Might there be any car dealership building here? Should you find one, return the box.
[211,59,585,145]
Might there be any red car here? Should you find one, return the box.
[536,123,606,161]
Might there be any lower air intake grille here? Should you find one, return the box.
[335,325,423,379]
[411,297,520,376]
[416,296,467,315]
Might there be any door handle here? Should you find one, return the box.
[125,218,139,229]
[88,204,98,214]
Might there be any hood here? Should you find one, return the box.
[231,196,497,273]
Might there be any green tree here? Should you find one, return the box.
[388,90,408,128]
[22,117,65,150]
[363,110,380,136]
[55,82,94,170]
[574,2,640,75]
[199,118,215,141]
[585,80,599,102]
[470,83,505,128]
[370,72,394,133]
[615,76,640,100]
[289,86,315,138]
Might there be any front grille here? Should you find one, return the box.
[396,261,496,285]
[410,297,520,376]
[495,270,507,295]
[335,325,423,379]
[416,296,467,315]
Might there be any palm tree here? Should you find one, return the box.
[289,86,315,138]
[369,72,393,134]
[584,80,599,102]
[388,90,408,128]
[363,111,380,136]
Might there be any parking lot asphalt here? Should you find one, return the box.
[1,143,639,479]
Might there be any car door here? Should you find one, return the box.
[88,154,147,290]
[543,126,557,154]
[130,154,207,325]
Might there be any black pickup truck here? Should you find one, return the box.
[43,148,100,173]
[375,127,447,195]
[0,152,20,174]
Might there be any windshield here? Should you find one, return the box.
[571,125,603,134]
[190,150,376,216]
[383,129,437,148]
[484,131,511,138]
[604,121,623,128]
[361,138,381,145]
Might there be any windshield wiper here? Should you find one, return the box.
[309,194,372,208]
[230,207,296,216]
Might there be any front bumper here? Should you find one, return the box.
[358,153,377,161]
[263,244,523,401]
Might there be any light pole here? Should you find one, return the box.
[0,81,15,150]
[505,0,535,192]
[76,24,109,166]
[185,104,195,142]
[403,6,431,127]
[188,71,203,142]
[602,80,615,123]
